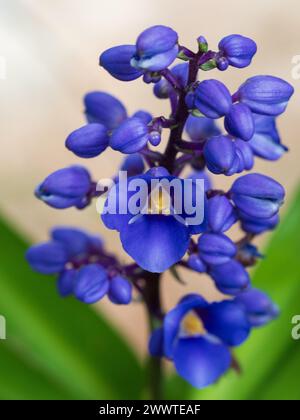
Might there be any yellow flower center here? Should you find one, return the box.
[148,187,171,215]
[181,311,206,336]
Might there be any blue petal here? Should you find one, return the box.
[120,215,190,272]
[108,275,132,305]
[26,241,68,274]
[57,269,76,297]
[173,336,231,388]
[99,45,143,81]
[200,300,250,346]
[74,264,109,304]
[84,91,127,130]
[164,294,208,358]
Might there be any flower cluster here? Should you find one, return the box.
[27,25,293,390]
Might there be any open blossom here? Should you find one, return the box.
[27,26,293,391]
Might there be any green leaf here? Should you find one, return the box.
[167,187,300,400]
[0,214,143,399]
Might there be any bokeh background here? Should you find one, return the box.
[0,0,299,399]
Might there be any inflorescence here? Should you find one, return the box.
[27,25,293,390]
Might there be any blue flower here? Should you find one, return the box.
[110,117,150,153]
[26,241,68,274]
[218,34,257,68]
[108,275,133,305]
[74,264,109,304]
[231,173,285,218]
[35,165,92,209]
[224,103,254,141]
[132,110,153,125]
[239,211,279,234]
[187,254,207,273]
[65,123,109,158]
[185,115,221,141]
[210,260,250,295]
[235,288,279,327]
[207,195,237,233]
[119,153,145,177]
[57,269,76,297]
[51,226,103,258]
[236,76,294,116]
[198,233,237,265]
[102,167,206,272]
[248,114,287,161]
[234,139,254,170]
[131,25,179,72]
[149,294,250,388]
[99,45,143,81]
[84,91,127,130]
[189,80,232,118]
[204,135,236,175]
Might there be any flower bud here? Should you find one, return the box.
[108,275,133,305]
[249,114,286,161]
[132,110,153,124]
[207,195,237,233]
[35,166,92,209]
[224,103,254,141]
[198,233,236,265]
[231,173,285,218]
[65,123,109,158]
[197,36,208,53]
[185,115,221,141]
[51,227,100,258]
[120,153,145,177]
[74,264,109,304]
[216,56,229,71]
[131,25,179,71]
[110,117,149,153]
[235,288,279,326]
[236,76,294,116]
[218,35,257,68]
[99,45,143,81]
[191,80,232,118]
[234,139,254,170]
[203,136,236,175]
[187,254,207,273]
[148,131,161,146]
[210,260,250,295]
[26,241,68,274]
[57,269,76,297]
[84,91,127,130]
[239,211,279,234]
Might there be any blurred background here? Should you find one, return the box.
[0,0,299,399]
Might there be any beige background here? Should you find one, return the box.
[0,0,299,356]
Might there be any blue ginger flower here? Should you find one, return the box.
[35,165,93,209]
[99,45,143,81]
[149,294,250,388]
[248,114,287,161]
[102,167,207,272]
[218,34,257,69]
[131,25,179,72]
[27,27,293,393]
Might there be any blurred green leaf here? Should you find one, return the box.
[167,187,300,400]
[0,214,143,399]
